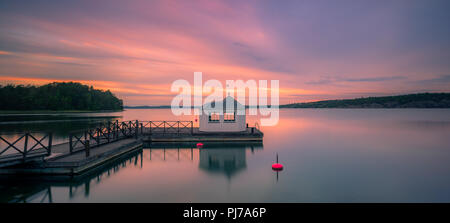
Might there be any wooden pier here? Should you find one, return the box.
[141,121,263,142]
[146,127,263,142]
[0,120,263,176]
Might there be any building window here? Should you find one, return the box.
[209,113,220,122]
[224,112,235,122]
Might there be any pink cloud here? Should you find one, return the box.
[1,0,449,105]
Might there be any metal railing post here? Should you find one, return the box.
[69,133,73,153]
[47,133,53,155]
[107,121,111,143]
[114,120,119,140]
[23,133,29,160]
[135,120,139,139]
[97,128,100,146]
[129,121,132,136]
[85,140,90,157]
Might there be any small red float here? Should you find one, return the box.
[196,142,204,148]
[272,153,283,171]
[272,163,283,171]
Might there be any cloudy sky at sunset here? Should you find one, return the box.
[1,0,449,105]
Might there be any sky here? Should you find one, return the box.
[0,0,449,105]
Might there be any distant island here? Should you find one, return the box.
[281,93,450,108]
[0,82,123,112]
[125,93,450,109]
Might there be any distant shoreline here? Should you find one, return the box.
[125,93,450,109]
[281,93,450,108]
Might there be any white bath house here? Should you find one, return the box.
[198,96,246,132]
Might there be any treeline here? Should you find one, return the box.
[281,93,450,108]
[0,82,123,111]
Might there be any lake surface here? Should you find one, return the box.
[1,109,450,202]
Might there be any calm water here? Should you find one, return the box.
[1,109,450,202]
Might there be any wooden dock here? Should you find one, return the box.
[145,127,263,142]
[0,139,142,175]
[139,121,263,142]
[0,120,263,176]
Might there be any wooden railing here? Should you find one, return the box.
[67,120,194,156]
[0,132,52,160]
[140,121,193,134]
[69,120,141,154]
[1,120,198,163]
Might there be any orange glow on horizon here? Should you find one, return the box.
[1,1,449,106]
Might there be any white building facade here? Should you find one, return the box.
[199,96,246,132]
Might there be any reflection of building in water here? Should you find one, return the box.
[199,148,247,179]
[148,142,263,179]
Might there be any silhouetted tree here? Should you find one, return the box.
[0,82,123,111]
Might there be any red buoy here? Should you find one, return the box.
[272,163,283,171]
[196,142,203,148]
[272,153,283,171]
[195,118,198,122]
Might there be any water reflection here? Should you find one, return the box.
[147,142,262,180]
[199,148,247,179]
[0,149,144,203]
[0,142,263,203]
[2,109,450,202]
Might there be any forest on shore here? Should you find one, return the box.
[281,93,450,108]
[0,82,123,111]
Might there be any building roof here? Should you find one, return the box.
[202,96,244,112]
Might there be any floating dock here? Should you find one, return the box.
[0,120,263,176]
[145,127,263,142]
